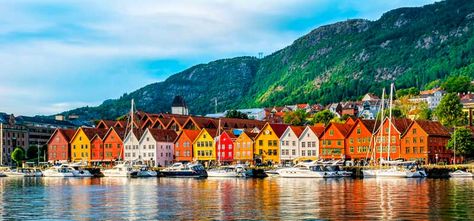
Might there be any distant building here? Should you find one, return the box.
[171,96,189,115]
[0,113,28,165]
[409,88,446,109]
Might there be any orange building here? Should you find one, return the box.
[90,129,108,163]
[400,120,451,164]
[174,129,200,162]
[373,118,412,161]
[102,127,126,162]
[345,119,376,161]
[319,122,353,160]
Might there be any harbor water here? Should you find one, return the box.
[0,177,473,220]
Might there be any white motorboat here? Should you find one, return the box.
[102,162,135,177]
[277,162,329,178]
[132,165,157,178]
[160,163,207,178]
[4,168,42,177]
[42,165,75,177]
[449,170,474,178]
[207,164,249,177]
[363,161,427,178]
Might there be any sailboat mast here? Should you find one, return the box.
[379,88,385,167]
[387,83,394,161]
[217,118,221,164]
[131,99,138,162]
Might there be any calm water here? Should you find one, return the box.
[0,177,473,220]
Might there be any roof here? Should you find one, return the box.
[390,118,413,135]
[242,131,258,140]
[85,128,108,141]
[179,129,201,142]
[309,126,325,137]
[420,87,445,95]
[47,128,76,144]
[269,123,289,138]
[222,130,237,139]
[413,120,450,137]
[289,126,305,137]
[148,129,178,142]
[203,128,220,138]
[323,122,353,137]
[103,127,127,141]
[359,119,377,133]
[96,120,116,129]
[172,96,187,107]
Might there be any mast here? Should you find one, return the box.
[378,88,385,167]
[131,99,138,162]
[453,128,456,165]
[387,83,394,161]
[0,122,3,165]
[217,118,221,165]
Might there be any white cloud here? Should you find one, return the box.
[0,0,436,116]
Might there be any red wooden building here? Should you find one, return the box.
[345,119,376,161]
[47,128,76,163]
[373,118,412,161]
[319,122,353,160]
[90,129,108,163]
[216,130,236,163]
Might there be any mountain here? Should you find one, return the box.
[63,0,474,120]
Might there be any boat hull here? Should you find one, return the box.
[160,171,207,178]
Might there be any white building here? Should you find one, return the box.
[171,96,189,115]
[123,130,141,162]
[409,88,446,109]
[279,126,304,165]
[299,126,325,160]
[138,128,177,167]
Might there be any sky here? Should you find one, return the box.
[0,0,437,116]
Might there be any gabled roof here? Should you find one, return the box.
[70,127,107,143]
[346,119,376,136]
[147,129,178,142]
[322,122,353,138]
[176,129,201,143]
[242,131,258,140]
[309,126,325,137]
[90,128,109,142]
[268,123,289,138]
[47,128,76,144]
[96,120,116,129]
[390,118,413,135]
[103,127,127,142]
[407,120,450,137]
[288,126,305,137]
[221,130,237,139]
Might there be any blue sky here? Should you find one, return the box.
[0,0,436,116]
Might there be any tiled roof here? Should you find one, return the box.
[243,131,258,140]
[269,123,289,138]
[289,126,305,137]
[148,129,178,142]
[309,126,325,137]
[359,119,377,133]
[390,118,413,134]
[414,120,450,137]
[82,128,108,140]
[181,129,200,142]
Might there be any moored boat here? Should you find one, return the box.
[207,164,250,177]
[160,163,207,178]
[42,165,75,177]
[4,168,42,177]
[449,170,474,178]
[131,165,157,178]
[277,162,328,178]
[102,162,135,177]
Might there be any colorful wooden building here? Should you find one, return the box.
[123,129,142,161]
[216,130,236,163]
[298,125,325,161]
[280,126,304,164]
[345,119,376,161]
[47,128,76,163]
[70,128,104,163]
[319,122,353,160]
[400,120,451,164]
[234,131,257,163]
[89,129,108,163]
[103,127,126,162]
[139,128,177,167]
[193,128,218,162]
[254,123,288,164]
[174,129,200,162]
[373,118,412,161]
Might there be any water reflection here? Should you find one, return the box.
[0,177,473,220]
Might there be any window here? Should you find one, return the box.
[337,140,341,146]
[420,147,424,153]
[406,147,410,153]
[420,137,424,143]
[413,137,417,143]
[273,140,277,146]
[350,138,354,144]
[302,150,306,156]
[292,149,296,155]
[302,142,306,148]
[259,140,263,146]
[350,146,354,153]
[405,138,409,143]
[292,141,296,146]
[329,130,334,136]
[268,140,272,146]
[357,128,361,135]
[413,147,417,154]
[413,129,417,134]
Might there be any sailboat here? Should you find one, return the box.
[363,83,426,178]
[449,132,474,178]
[102,99,156,177]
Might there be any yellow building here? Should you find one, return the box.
[254,123,288,164]
[193,128,218,161]
[69,127,99,162]
[234,131,257,163]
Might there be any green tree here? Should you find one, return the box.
[283,109,308,126]
[441,75,473,93]
[378,106,405,119]
[27,146,38,159]
[424,79,441,90]
[225,110,249,119]
[447,127,474,157]
[312,110,335,126]
[396,87,420,98]
[11,147,25,167]
[417,102,432,120]
[434,93,467,127]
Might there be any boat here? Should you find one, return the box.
[207,164,250,177]
[42,165,75,177]
[68,163,93,177]
[277,161,329,178]
[3,168,43,177]
[131,165,157,178]
[160,163,207,178]
[363,160,427,178]
[449,170,474,178]
[102,162,135,177]
[0,172,5,177]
